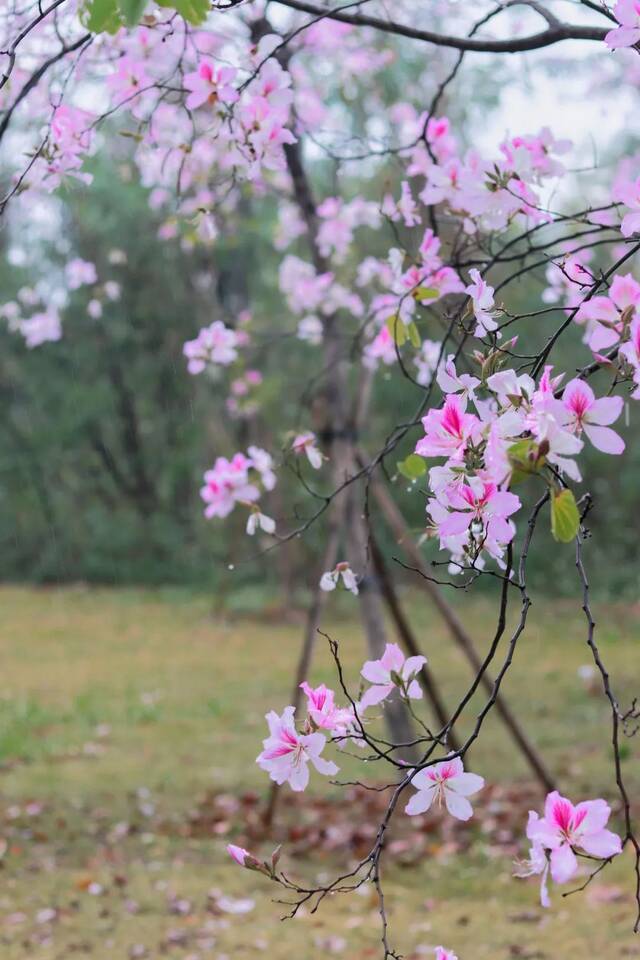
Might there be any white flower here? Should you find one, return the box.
[297,315,323,345]
[246,511,276,536]
[292,432,323,469]
[247,445,277,490]
[319,562,359,595]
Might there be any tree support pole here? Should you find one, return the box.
[367,468,556,793]
[369,531,461,755]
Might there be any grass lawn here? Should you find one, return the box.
[0,584,639,958]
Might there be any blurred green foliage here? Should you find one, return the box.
[0,145,638,598]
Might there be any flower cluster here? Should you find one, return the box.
[413,356,625,571]
[200,446,276,532]
[184,320,244,374]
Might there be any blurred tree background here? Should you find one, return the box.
[0,54,638,600]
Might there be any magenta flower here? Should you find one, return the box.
[561,379,625,454]
[415,395,482,461]
[405,758,484,821]
[300,682,340,730]
[360,643,427,710]
[435,949,458,960]
[433,478,521,542]
[299,682,358,741]
[527,791,622,889]
[256,706,339,792]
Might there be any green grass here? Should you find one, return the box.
[0,584,639,958]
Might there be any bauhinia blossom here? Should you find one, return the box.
[256,705,339,791]
[319,562,359,595]
[428,478,521,554]
[415,395,482,461]
[200,453,259,518]
[560,379,625,454]
[525,791,623,905]
[405,758,485,821]
[184,61,238,110]
[292,431,323,469]
[184,320,240,373]
[605,0,640,49]
[246,509,276,536]
[465,269,499,337]
[360,642,426,709]
[299,682,360,741]
[227,844,255,867]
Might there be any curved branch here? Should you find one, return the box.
[271,0,608,53]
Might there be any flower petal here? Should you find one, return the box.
[405,786,436,816]
[583,423,625,454]
[449,772,485,797]
[444,789,474,821]
[579,828,622,859]
[550,842,577,884]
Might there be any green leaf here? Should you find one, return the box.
[507,438,541,486]
[407,321,421,348]
[386,314,406,346]
[550,489,580,544]
[117,0,148,25]
[157,0,210,23]
[80,0,122,33]
[412,285,439,302]
[397,454,426,481]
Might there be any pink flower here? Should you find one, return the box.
[300,682,340,729]
[256,706,339,791]
[107,56,150,104]
[431,478,521,543]
[526,791,622,891]
[465,269,498,337]
[576,274,640,351]
[184,61,238,111]
[435,949,458,960]
[561,379,625,454]
[183,320,239,373]
[405,758,484,821]
[615,176,640,237]
[436,355,480,399]
[200,453,259,519]
[415,395,482,461]
[605,0,640,49]
[299,682,359,739]
[227,844,252,867]
[20,309,62,348]
[360,643,426,709]
[363,325,397,369]
[65,258,97,290]
[620,315,640,397]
